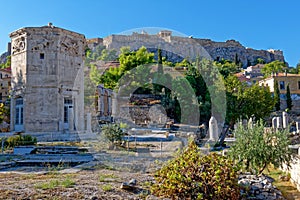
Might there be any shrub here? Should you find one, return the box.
[5,135,37,148]
[229,119,292,174]
[151,141,240,200]
[101,123,124,144]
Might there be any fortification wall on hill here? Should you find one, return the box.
[101,32,285,67]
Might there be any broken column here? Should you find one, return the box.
[276,116,282,129]
[248,117,253,129]
[209,116,219,142]
[272,117,277,129]
[69,108,74,131]
[86,113,92,133]
[282,111,289,129]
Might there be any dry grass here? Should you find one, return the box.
[0,165,154,199]
[266,166,300,200]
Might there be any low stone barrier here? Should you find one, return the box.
[281,149,300,191]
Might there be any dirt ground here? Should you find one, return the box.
[0,167,157,200]
[0,140,179,200]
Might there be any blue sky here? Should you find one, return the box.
[1,0,299,66]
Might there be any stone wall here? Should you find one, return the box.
[101,32,285,67]
[282,153,300,191]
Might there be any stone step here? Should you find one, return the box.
[0,161,16,170]
[15,154,94,166]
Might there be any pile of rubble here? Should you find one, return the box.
[239,174,285,200]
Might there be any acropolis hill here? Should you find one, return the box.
[87,30,285,67]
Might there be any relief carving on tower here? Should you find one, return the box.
[12,36,26,54]
[31,38,52,51]
[60,36,79,56]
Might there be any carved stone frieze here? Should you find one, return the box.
[31,38,52,51]
[60,36,79,56]
[12,36,26,54]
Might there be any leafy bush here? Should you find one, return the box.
[5,135,37,148]
[229,119,292,174]
[101,123,123,144]
[151,141,240,200]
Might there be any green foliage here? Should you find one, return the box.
[286,84,293,110]
[95,46,154,90]
[214,60,240,78]
[98,49,117,61]
[102,184,113,191]
[35,177,75,189]
[255,58,265,65]
[152,141,240,200]
[35,179,60,189]
[157,48,163,74]
[0,56,11,69]
[261,60,286,77]
[89,64,103,86]
[119,46,154,72]
[225,76,274,125]
[5,135,37,148]
[0,103,9,124]
[85,45,106,65]
[101,123,124,144]
[175,58,191,67]
[274,80,281,111]
[229,120,292,174]
[61,176,76,188]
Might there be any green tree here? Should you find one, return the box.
[286,84,293,111]
[224,76,274,128]
[99,67,123,89]
[229,120,292,174]
[119,46,154,72]
[214,60,240,78]
[0,103,9,124]
[157,48,163,74]
[89,64,102,86]
[99,49,118,61]
[92,46,154,90]
[0,56,11,69]
[185,62,210,122]
[255,58,265,64]
[175,58,191,67]
[152,48,165,94]
[101,123,124,145]
[261,60,286,77]
[274,80,281,111]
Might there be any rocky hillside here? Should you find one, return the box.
[95,32,286,67]
[0,51,8,65]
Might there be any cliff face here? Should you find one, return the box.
[100,32,285,67]
[195,39,284,67]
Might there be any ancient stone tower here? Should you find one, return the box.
[9,23,86,133]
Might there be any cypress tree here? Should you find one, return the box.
[157,48,163,74]
[274,80,281,111]
[286,84,293,111]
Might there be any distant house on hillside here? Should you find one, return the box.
[244,64,264,77]
[234,72,252,85]
[234,64,265,85]
[259,72,300,111]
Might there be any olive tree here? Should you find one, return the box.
[229,120,292,174]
